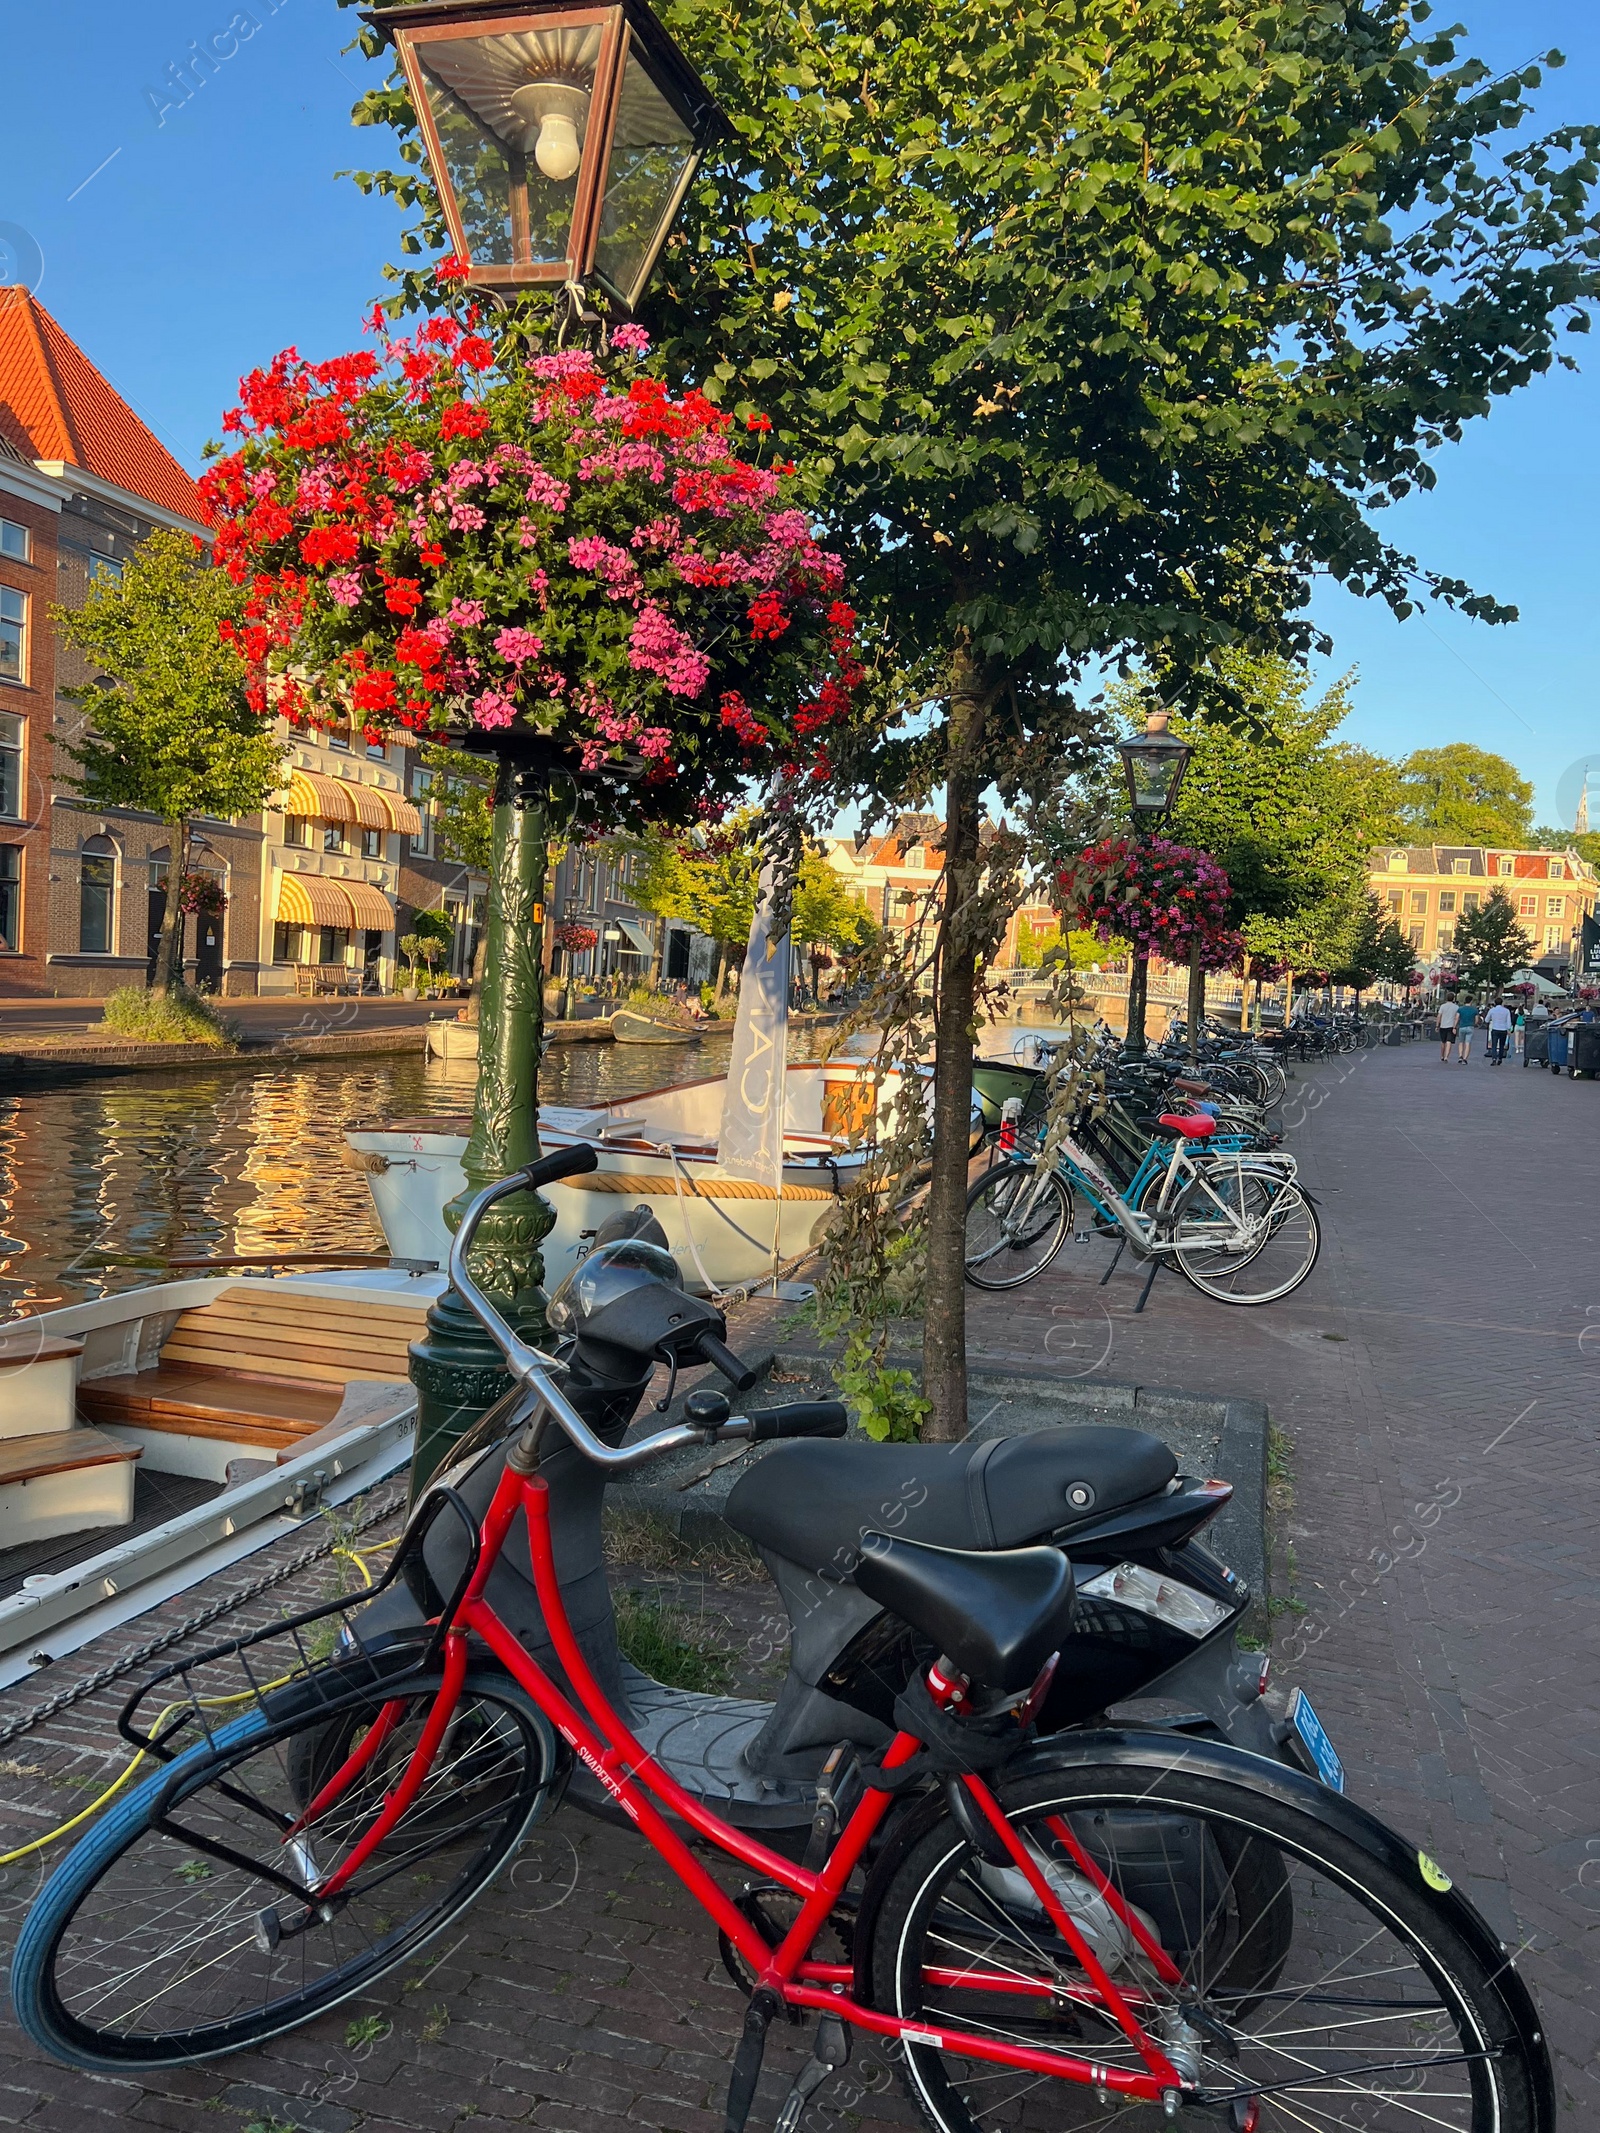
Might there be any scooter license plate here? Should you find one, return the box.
[1288,1687,1345,1793]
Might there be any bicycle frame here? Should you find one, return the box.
[292,1444,1190,2108]
[1020,1128,1289,1264]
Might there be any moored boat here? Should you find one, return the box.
[611,1008,704,1044]
[347,1059,970,1297]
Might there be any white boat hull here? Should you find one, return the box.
[347,1062,937,1296]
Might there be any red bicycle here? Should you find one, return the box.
[13,1155,1552,2132]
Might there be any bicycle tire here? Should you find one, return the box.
[12,1667,557,2070]
[1172,1171,1320,1304]
[869,1744,1547,2133]
[964,1166,1072,1290]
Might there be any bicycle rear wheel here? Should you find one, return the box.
[12,1666,557,2069]
[964,1165,1072,1290]
[1172,1169,1320,1304]
[870,1746,1546,2133]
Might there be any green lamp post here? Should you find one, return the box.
[1115,709,1193,1058]
[360,0,729,1497]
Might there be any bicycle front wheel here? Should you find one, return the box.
[1171,1169,1320,1304]
[12,1667,558,2069]
[964,1165,1072,1290]
[870,1745,1546,2133]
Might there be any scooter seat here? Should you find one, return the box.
[855,1532,1074,1696]
[724,1424,1177,1579]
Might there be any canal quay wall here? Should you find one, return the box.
[0,1023,432,1085]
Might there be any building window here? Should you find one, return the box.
[80,837,116,954]
[0,519,29,563]
[319,926,351,964]
[1548,858,1564,879]
[1545,925,1565,951]
[366,735,388,760]
[0,712,21,819]
[87,553,123,586]
[409,769,436,858]
[1437,891,1455,915]
[1462,891,1479,914]
[1518,893,1538,917]
[1410,891,1427,915]
[322,822,347,855]
[905,848,925,868]
[360,826,384,859]
[1436,927,1453,952]
[1388,851,1406,870]
[0,845,17,950]
[1452,858,1470,875]
[1408,924,1423,948]
[1547,897,1565,919]
[0,587,26,684]
[1497,856,1513,875]
[283,814,311,848]
[1386,890,1402,914]
[327,725,350,752]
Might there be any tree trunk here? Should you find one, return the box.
[1284,970,1295,1032]
[1187,942,1204,1065]
[921,642,990,1443]
[649,916,665,989]
[152,821,190,998]
[714,938,734,1002]
[1125,953,1149,1054]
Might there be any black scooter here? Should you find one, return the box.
[351,1198,1293,1838]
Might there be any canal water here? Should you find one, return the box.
[0,1030,771,1317]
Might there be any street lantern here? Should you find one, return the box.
[365,0,729,309]
[1117,708,1193,827]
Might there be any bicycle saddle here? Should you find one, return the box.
[854,1532,1074,1695]
[1158,1112,1217,1138]
[724,1425,1176,1579]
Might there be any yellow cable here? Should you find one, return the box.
[0,1672,296,1867]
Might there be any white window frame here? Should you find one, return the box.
[1547,896,1565,919]
[0,586,26,686]
[0,519,29,563]
[0,711,22,820]
[87,553,123,587]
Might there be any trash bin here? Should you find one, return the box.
[1546,1025,1569,1072]
[1570,1025,1600,1079]
[1523,1024,1548,1067]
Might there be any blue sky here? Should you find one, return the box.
[1,0,1595,824]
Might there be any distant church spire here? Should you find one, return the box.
[1578,776,1591,837]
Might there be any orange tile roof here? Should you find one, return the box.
[0,289,206,524]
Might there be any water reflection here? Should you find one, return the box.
[0,1026,756,1318]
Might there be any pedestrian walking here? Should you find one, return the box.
[1455,998,1479,1062]
[1436,995,1461,1060]
[1485,997,1512,1065]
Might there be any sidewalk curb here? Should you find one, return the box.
[0,1024,428,1083]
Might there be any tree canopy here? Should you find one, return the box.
[53,529,286,995]
[1452,885,1535,990]
[1399,744,1536,847]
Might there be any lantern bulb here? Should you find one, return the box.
[534,113,582,183]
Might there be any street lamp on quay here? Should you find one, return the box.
[361,0,729,1498]
[1115,708,1194,1057]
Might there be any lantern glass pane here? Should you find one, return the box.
[1125,749,1177,811]
[593,36,696,304]
[415,26,606,269]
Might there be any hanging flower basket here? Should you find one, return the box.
[177,874,227,918]
[555,921,600,955]
[1056,835,1233,963]
[199,301,863,828]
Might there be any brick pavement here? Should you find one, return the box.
[0,1038,1594,2129]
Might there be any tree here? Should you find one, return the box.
[1335,893,1417,1002]
[793,851,876,963]
[1533,825,1600,867]
[625,816,762,999]
[418,742,493,872]
[1453,887,1535,992]
[344,0,1600,1433]
[1399,745,1535,847]
[53,529,286,997]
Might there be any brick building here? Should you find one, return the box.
[0,289,262,997]
[1369,844,1597,974]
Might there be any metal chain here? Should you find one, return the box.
[0,1485,406,1749]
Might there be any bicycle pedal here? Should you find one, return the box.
[773,2014,849,2133]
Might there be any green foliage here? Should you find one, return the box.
[1336,894,1416,991]
[834,1330,929,1444]
[54,530,285,830]
[793,853,877,958]
[1532,825,1600,866]
[409,906,454,950]
[100,987,234,1049]
[612,1590,732,1692]
[1452,886,1536,990]
[1399,744,1536,847]
[418,743,494,871]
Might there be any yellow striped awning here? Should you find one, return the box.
[284,769,358,823]
[343,881,398,931]
[276,873,358,928]
[377,789,425,836]
[341,782,391,830]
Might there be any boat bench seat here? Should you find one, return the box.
[0,1426,141,1487]
[77,1285,421,1455]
